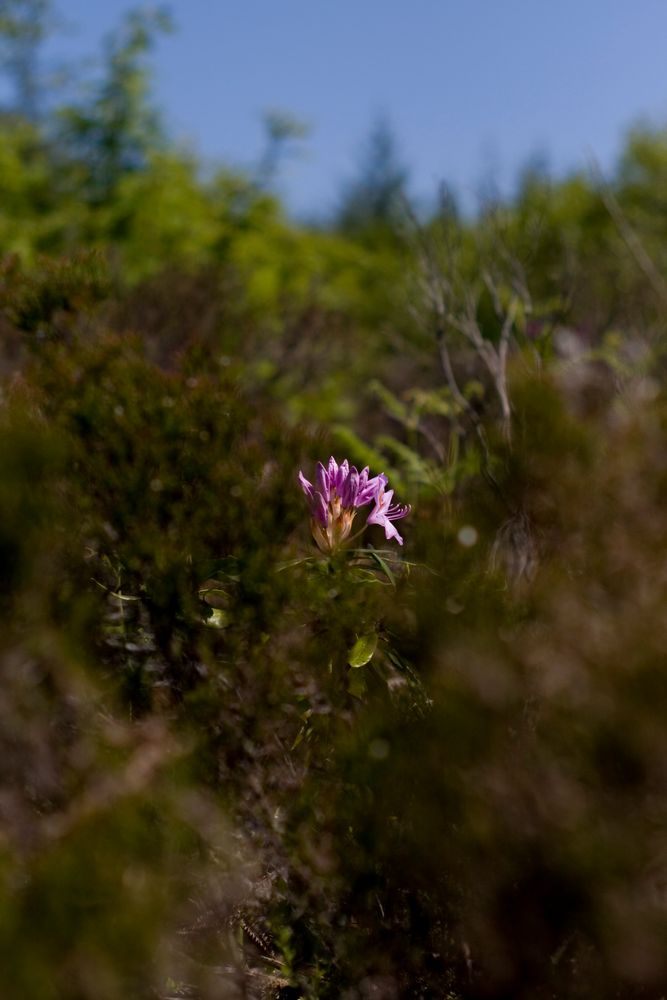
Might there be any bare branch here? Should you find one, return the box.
[590,157,667,309]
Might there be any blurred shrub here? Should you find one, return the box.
[0,394,238,999]
[288,371,667,999]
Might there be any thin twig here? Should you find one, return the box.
[590,156,667,308]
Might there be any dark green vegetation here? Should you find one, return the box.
[4,7,667,999]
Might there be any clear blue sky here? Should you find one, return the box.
[43,0,667,217]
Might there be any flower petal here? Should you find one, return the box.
[343,467,359,507]
[312,491,328,526]
[298,471,314,500]
[316,462,330,501]
[383,520,404,544]
[336,459,349,494]
[357,473,388,506]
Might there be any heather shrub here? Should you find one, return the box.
[0,394,237,999]
[4,210,667,1000]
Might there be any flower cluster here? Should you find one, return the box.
[298,456,410,553]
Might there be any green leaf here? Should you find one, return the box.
[367,547,397,587]
[348,632,378,668]
[203,608,230,629]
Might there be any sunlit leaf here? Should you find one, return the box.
[348,631,378,668]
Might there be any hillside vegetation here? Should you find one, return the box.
[3,7,667,999]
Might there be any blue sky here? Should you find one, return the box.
[43,0,667,217]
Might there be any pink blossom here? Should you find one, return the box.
[298,456,409,552]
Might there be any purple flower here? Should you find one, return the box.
[298,456,409,552]
[366,487,411,546]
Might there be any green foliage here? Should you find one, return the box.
[2,250,111,341]
[336,115,410,236]
[256,108,310,188]
[56,6,172,202]
[0,0,52,118]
